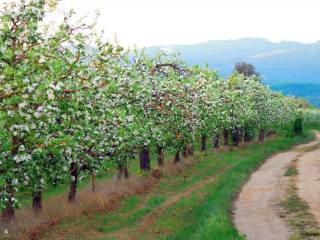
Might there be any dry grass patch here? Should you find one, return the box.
[0,176,155,240]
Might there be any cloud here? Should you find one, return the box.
[250,50,296,59]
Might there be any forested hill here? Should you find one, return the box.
[145,38,320,107]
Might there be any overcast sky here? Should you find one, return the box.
[1,0,320,47]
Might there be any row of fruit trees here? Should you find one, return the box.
[0,0,310,221]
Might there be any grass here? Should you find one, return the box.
[285,164,299,176]
[306,124,320,131]
[39,130,316,240]
[97,195,166,233]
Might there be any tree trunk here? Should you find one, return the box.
[68,162,78,203]
[174,151,181,163]
[124,164,129,179]
[232,128,241,147]
[32,190,42,214]
[244,125,255,142]
[187,144,194,156]
[91,172,96,192]
[293,117,303,135]
[223,129,229,146]
[2,192,14,222]
[201,135,207,152]
[244,128,251,142]
[117,160,129,179]
[139,146,150,172]
[213,134,220,149]
[239,128,244,142]
[157,146,164,167]
[182,145,188,158]
[3,136,19,221]
[259,129,265,142]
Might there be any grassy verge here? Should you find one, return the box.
[40,131,315,240]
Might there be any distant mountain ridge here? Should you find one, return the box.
[145,38,320,106]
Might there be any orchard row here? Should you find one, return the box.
[0,0,305,220]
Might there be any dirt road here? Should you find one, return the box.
[234,134,320,240]
[297,134,320,223]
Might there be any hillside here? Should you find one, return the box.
[273,83,320,107]
[146,38,320,106]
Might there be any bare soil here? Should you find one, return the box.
[297,133,320,224]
